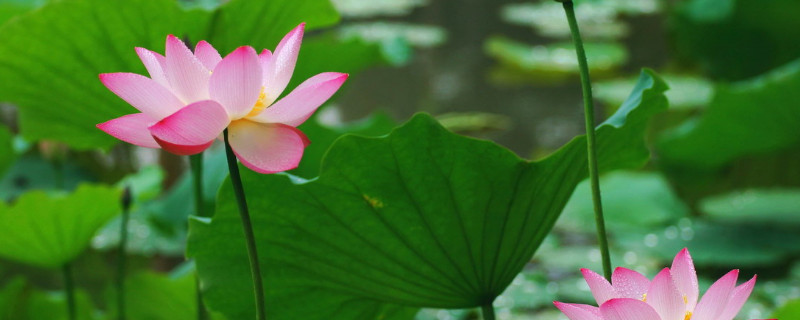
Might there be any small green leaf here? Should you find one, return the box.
[187,70,667,319]
[0,184,120,268]
[659,59,800,167]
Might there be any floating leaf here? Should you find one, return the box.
[330,0,427,18]
[595,74,713,110]
[700,189,800,224]
[486,37,627,84]
[659,59,800,167]
[0,184,120,268]
[187,70,667,319]
[339,22,447,48]
[559,171,689,233]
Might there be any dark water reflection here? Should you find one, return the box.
[336,0,668,158]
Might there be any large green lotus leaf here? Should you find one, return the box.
[0,0,362,150]
[0,184,120,268]
[24,288,97,320]
[187,70,667,319]
[658,59,800,167]
[0,125,13,176]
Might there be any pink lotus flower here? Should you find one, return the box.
[554,248,759,320]
[97,23,348,173]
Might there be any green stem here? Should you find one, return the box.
[189,153,210,320]
[189,154,206,218]
[481,303,496,320]
[62,263,76,320]
[117,187,132,320]
[223,129,266,320]
[561,0,613,281]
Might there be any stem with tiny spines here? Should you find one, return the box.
[117,187,132,320]
[63,263,76,320]
[223,129,266,320]
[560,0,613,281]
[481,303,496,320]
[189,153,209,320]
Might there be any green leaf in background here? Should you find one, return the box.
[658,59,800,168]
[700,189,800,224]
[93,147,227,255]
[0,0,380,150]
[24,288,96,320]
[0,277,26,318]
[0,125,14,176]
[206,0,339,53]
[187,70,667,319]
[558,171,688,233]
[106,271,197,320]
[671,0,800,80]
[772,299,800,319]
[0,184,120,268]
[0,0,198,150]
[0,153,94,201]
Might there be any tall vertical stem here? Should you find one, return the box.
[481,303,496,320]
[117,187,132,320]
[561,0,612,281]
[62,263,76,320]
[189,153,209,320]
[223,129,266,320]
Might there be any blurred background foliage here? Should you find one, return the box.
[0,0,797,319]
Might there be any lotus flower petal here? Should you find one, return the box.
[135,47,168,87]
[612,267,650,300]
[647,268,684,320]
[693,270,739,320]
[149,100,229,155]
[97,113,159,148]
[582,268,618,306]
[717,276,757,320]
[554,302,602,320]
[249,72,348,126]
[600,298,661,320]
[210,46,263,119]
[99,72,183,119]
[263,23,304,102]
[228,120,309,174]
[195,40,222,71]
[165,34,210,104]
[670,248,699,312]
